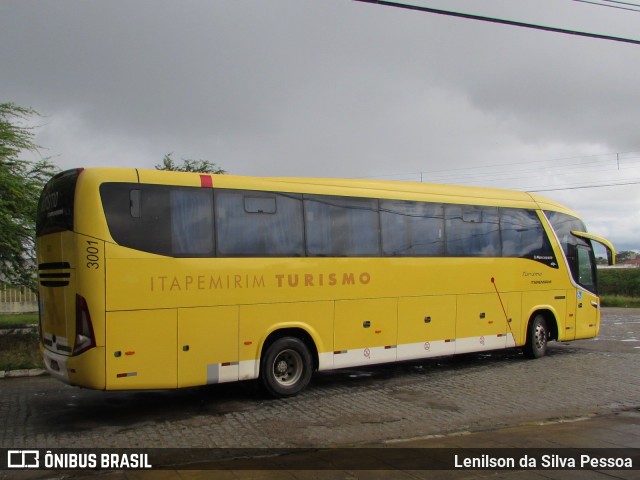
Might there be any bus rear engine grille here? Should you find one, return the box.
[38,262,71,287]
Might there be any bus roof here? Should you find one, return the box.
[75,167,581,217]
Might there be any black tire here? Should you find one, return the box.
[260,337,313,398]
[524,314,548,359]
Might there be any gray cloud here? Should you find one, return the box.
[2,0,639,249]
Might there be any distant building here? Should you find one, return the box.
[599,253,640,269]
[622,255,640,268]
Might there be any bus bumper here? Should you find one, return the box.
[41,345,106,389]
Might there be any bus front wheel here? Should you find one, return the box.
[260,337,312,398]
[524,314,548,359]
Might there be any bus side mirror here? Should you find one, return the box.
[606,247,615,266]
[571,230,615,266]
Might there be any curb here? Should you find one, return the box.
[0,368,47,379]
[0,325,38,335]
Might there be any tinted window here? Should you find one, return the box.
[100,181,561,265]
[37,169,80,236]
[545,211,594,288]
[380,200,444,256]
[501,208,555,264]
[305,196,380,256]
[101,183,214,256]
[545,211,589,254]
[215,190,304,256]
[577,246,596,291]
[171,190,214,255]
[445,205,500,256]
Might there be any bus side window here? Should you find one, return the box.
[500,208,554,262]
[102,183,171,253]
[304,195,380,257]
[170,189,214,256]
[380,200,444,256]
[215,190,304,257]
[446,205,500,257]
[102,183,206,257]
[577,245,596,292]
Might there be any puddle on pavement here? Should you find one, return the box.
[28,381,258,434]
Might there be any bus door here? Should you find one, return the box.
[573,245,600,339]
[570,231,615,340]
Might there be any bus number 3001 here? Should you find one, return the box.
[86,240,100,269]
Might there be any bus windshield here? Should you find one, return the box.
[545,210,596,292]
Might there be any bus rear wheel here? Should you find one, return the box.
[260,337,312,398]
[524,314,548,359]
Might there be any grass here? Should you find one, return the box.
[600,295,640,308]
[0,313,42,371]
[0,330,42,371]
[0,313,38,327]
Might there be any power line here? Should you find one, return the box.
[593,0,640,9]
[353,151,640,193]
[571,0,640,13]
[358,151,640,184]
[420,156,629,184]
[606,0,640,7]
[427,156,640,187]
[602,0,640,6]
[353,0,640,45]
[527,178,640,192]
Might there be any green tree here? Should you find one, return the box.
[155,153,226,174]
[616,251,637,263]
[0,103,58,289]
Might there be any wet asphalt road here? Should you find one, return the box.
[1,308,639,451]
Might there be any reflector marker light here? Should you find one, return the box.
[200,175,213,188]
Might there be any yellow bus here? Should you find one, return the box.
[36,168,615,397]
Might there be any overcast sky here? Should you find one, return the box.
[2,0,639,252]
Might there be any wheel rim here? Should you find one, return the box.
[534,322,546,350]
[272,348,303,387]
